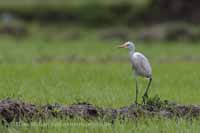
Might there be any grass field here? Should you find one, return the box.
[0,34,200,132]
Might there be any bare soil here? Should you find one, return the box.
[0,99,200,124]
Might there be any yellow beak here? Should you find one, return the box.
[118,43,127,48]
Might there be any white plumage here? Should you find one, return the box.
[131,52,152,78]
[119,41,152,104]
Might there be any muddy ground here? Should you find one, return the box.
[0,97,200,124]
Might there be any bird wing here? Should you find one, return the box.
[132,52,152,77]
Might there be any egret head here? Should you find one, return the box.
[118,41,135,51]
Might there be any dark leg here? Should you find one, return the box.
[142,77,152,104]
[135,77,138,104]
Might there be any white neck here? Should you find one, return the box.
[128,45,135,55]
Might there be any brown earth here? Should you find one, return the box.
[0,98,200,125]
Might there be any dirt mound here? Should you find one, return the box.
[0,98,200,124]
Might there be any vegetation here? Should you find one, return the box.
[3,118,200,132]
[0,32,199,131]
[0,1,149,26]
[0,0,200,132]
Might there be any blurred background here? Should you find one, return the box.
[0,0,199,105]
[0,0,199,63]
[1,0,200,43]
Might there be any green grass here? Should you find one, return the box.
[0,63,200,107]
[0,35,200,132]
[0,36,200,63]
[3,118,200,132]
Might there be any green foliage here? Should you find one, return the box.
[0,1,148,26]
[146,95,175,109]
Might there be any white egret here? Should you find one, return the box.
[118,41,152,104]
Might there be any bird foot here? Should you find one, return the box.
[142,94,148,105]
[134,101,138,106]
